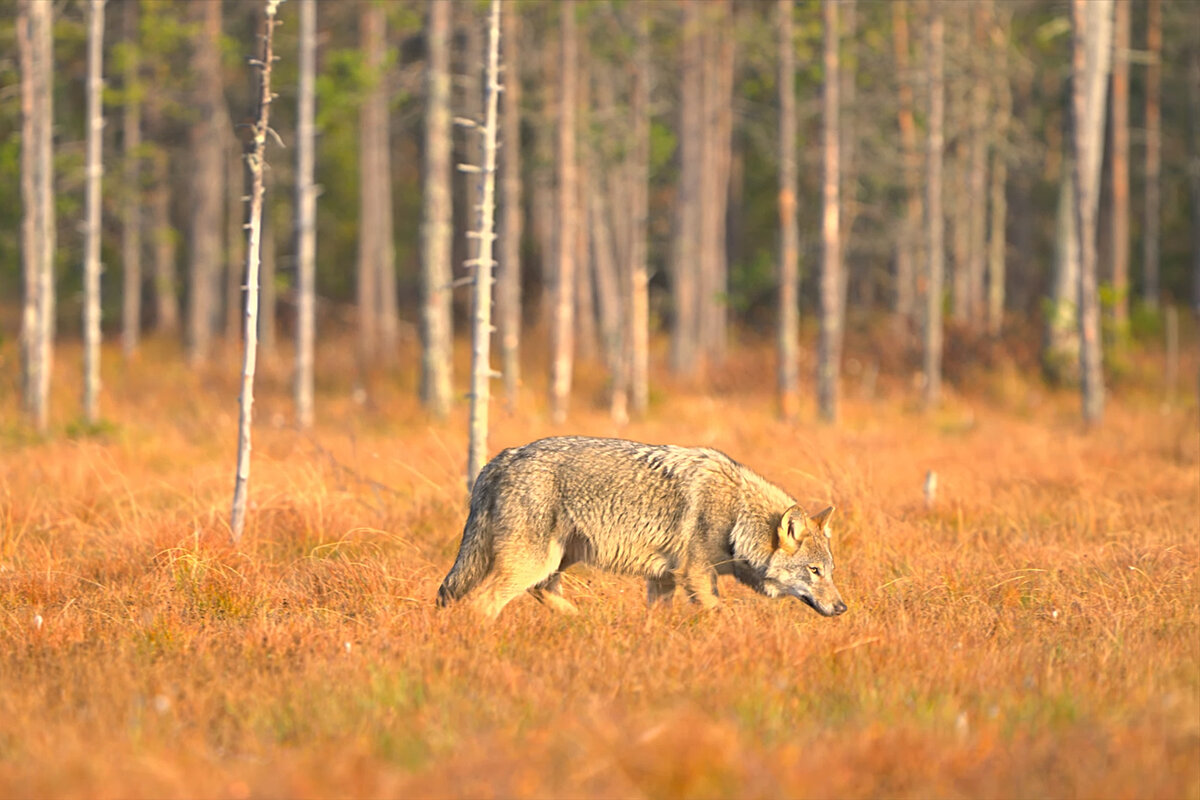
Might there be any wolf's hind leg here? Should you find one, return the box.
[646,574,676,606]
[529,572,580,615]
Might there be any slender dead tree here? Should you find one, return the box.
[498,2,523,410]
[670,0,701,376]
[121,0,142,358]
[295,0,316,429]
[467,0,503,490]
[230,0,282,544]
[777,0,800,422]
[893,0,920,324]
[82,0,105,424]
[628,8,651,418]
[986,3,1011,337]
[1110,0,1131,331]
[1072,0,1113,425]
[550,0,578,424]
[924,1,945,409]
[357,3,384,368]
[188,0,224,366]
[1143,0,1161,310]
[421,0,454,418]
[817,0,841,423]
[19,0,55,433]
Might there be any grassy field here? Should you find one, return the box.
[1,334,1197,799]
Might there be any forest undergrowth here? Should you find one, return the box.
[0,331,1197,799]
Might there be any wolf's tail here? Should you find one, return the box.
[436,457,507,606]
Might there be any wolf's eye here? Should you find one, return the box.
[809,566,822,577]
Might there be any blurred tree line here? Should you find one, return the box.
[1,0,1197,428]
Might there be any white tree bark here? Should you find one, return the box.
[467,0,503,491]
[778,0,800,421]
[924,1,945,409]
[83,0,106,424]
[121,0,142,359]
[817,0,841,423]
[231,0,282,544]
[295,0,317,430]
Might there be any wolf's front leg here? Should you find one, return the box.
[646,574,676,606]
[680,568,721,610]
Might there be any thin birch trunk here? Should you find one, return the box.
[295,0,317,429]
[628,8,651,418]
[670,0,701,376]
[817,0,841,423]
[925,1,945,409]
[260,199,276,353]
[1110,0,1130,330]
[1072,0,1113,425]
[376,31,398,362]
[121,0,142,358]
[188,0,224,366]
[574,30,596,363]
[986,3,1010,337]
[893,0,919,323]
[19,0,55,433]
[357,4,382,368]
[1143,0,1161,310]
[550,0,577,424]
[421,0,454,417]
[83,0,105,424]
[498,2,523,410]
[467,0,502,490]
[778,0,800,422]
[230,0,281,544]
[966,0,989,327]
[225,135,245,346]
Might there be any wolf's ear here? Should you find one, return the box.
[777,506,806,553]
[810,505,835,538]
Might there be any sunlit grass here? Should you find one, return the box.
[0,333,1196,798]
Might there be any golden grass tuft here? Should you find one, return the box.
[0,334,1197,799]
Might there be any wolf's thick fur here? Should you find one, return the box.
[437,436,847,619]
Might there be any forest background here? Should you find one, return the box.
[0,1,1198,797]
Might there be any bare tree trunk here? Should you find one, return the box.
[121,0,142,359]
[698,0,733,366]
[670,0,701,377]
[1110,0,1131,331]
[1045,163,1080,382]
[376,36,398,363]
[966,0,990,327]
[1190,43,1200,317]
[18,0,55,433]
[467,0,503,490]
[148,152,178,335]
[839,0,859,310]
[893,0,920,324]
[230,0,281,544]
[574,30,596,363]
[628,8,651,418]
[260,198,277,353]
[777,0,800,421]
[817,0,841,423]
[295,0,317,429]
[1143,0,1161,311]
[82,0,105,424]
[188,0,224,366]
[225,135,246,346]
[498,2,522,410]
[924,1,945,409]
[986,3,1011,337]
[421,0,454,418]
[357,3,383,369]
[549,0,577,424]
[1072,0,1113,425]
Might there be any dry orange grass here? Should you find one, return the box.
[0,334,1197,799]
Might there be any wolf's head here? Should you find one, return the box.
[764,505,847,616]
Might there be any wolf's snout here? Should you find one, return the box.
[832,600,847,615]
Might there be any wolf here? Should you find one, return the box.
[437,436,847,620]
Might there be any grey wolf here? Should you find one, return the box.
[437,436,847,619]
